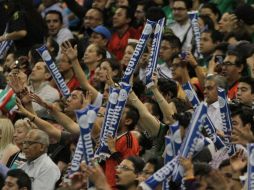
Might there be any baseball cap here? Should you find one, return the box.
[92,25,112,40]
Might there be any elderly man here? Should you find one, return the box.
[21,129,60,190]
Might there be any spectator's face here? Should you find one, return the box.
[46,13,62,36]
[65,90,83,112]
[218,13,235,33]
[113,8,131,28]
[2,176,19,190]
[30,61,50,82]
[122,45,135,67]
[200,8,217,24]
[116,159,137,186]
[231,114,243,129]
[247,53,254,76]
[22,131,44,161]
[134,5,145,23]
[99,61,113,82]
[4,53,15,70]
[172,1,188,23]
[89,32,107,47]
[204,80,218,105]
[92,0,107,10]
[221,55,243,83]
[59,54,72,73]
[13,126,29,147]
[171,57,184,81]
[159,40,178,62]
[116,0,129,7]
[219,165,242,190]
[83,44,101,65]
[237,82,254,105]
[83,9,102,29]
[138,163,155,182]
[200,32,216,54]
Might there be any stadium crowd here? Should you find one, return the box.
[0,0,254,189]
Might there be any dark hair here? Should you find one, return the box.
[6,169,31,190]
[146,6,165,21]
[45,10,63,24]
[201,2,221,21]
[214,42,229,55]
[173,0,193,10]
[199,15,215,31]
[147,157,164,172]
[158,78,178,98]
[230,103,254,130]
[202,29,223,43]
[47,37,59,59]
[239,76,254,93]
[125,104,140,130]
[101,58,122,82]
[224,31,252,43]
[126,156,145,174]
[162,35,182,50]
[118,6,134,21]
[29,44,44,66]
[173,111,192,128]
[194,162,212,176]
[145,97,163,121]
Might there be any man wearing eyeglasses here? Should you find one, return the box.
[221,49,245,100]
[115,156,144,190]
[21,129,60,190]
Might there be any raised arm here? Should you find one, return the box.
[128,91,160,137]
[61,41,99,103]
[29,93,80,135]
[16,98,62,141]
[149,73,176,125]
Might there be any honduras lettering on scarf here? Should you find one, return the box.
[76,105,99,166]
[217,87,236,156]
[188,11,201,58]
[203,115,225,150]
[36,45,70,97]
[182,81,200,109]
[173,102,206,181]
[146,18,165,88]
[140,157,178,190]
[163,136,173,190]
[247,143,254,190]
[122,20,157,84]
[95,87,120,159]
[169,121,182,155]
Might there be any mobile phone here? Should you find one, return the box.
[179,51,187,60]
[215,55,224,64]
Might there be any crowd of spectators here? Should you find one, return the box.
[0,0,254,189]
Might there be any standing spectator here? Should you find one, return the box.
[29,61,60,118]
[0,0,45,56]
[21,129,60,190]
[108,6,139,60]
[2,169,31,190]
[222,48,245,100]
[157,35,182,80]
[45,10,73,46]
[169,0,193,51]
[40,0,69,27]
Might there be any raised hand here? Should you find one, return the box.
[29,93,55,111]
[15,97,30,116]
[230,149,247,172]
[81,90,92,108]
[231,125,254,145]
[61,40,78,62]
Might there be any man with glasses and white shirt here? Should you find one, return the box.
[21,129,60,190]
